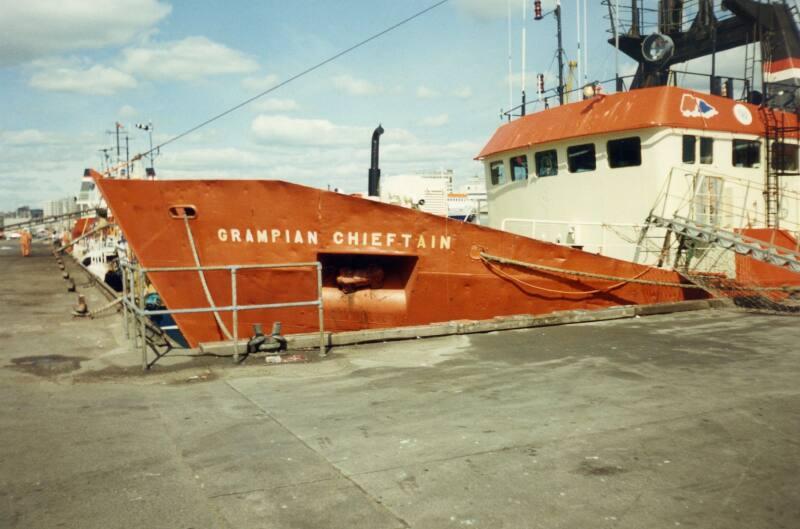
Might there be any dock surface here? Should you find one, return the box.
[1,239,799,528]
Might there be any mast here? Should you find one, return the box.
[583,0,588,86]
[576,0,582,87]
[521,0,527,115]
[115,122,121,162]
[614,0,620,90]
[535,0,565,105]
[507,0,513,113]
[125,133,130,179]
[556,1,565,105]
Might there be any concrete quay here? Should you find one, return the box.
[1,239,799,528]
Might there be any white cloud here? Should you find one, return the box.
[0,129,58,146]
[0,0,171,66]
[416,85,440,99]
[153,134,483,196]
[453,86,473,99]
[25,35,259,95]
[118,105,138,118]
[251,115,372,146]
[251,98,299,112]
[251,115,417,149]
[162,147,264,167]
[120,36,259,81]
[332,74,381,96]
[419,113,449,127]
[242,74,279,92]
[29,61,137,95]
[0,129,102,210]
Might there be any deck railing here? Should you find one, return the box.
[119,256,325,370]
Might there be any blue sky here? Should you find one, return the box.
[1,0,739,211]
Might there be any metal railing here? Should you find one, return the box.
[500,217,647,256]
[119,257,325,370]
[655,165,800,240]
[503,70,754,120]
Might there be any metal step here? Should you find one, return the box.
[647,215,800,274]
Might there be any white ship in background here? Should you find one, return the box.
[380,169,487,222]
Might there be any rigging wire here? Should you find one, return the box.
[128,0,450,166]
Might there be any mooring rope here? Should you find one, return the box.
[183,216,233,340]
[479,251,705,296]
[480,251,800,295]
[88,297,123,318]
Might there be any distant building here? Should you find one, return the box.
[2,212,33,229]
[44,197,79,218]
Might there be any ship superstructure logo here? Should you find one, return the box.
[680,94,718,118]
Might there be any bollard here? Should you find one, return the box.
[72,294,89,317]
[67,279,76,292]
[62,271,70,279]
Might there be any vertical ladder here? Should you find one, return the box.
[760,103,800,229]
[761,105,781,228]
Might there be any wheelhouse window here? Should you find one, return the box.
[700,137,714,164]
[567,143,596,173]
[535,149,558,177]
[772,142,799,172]
[732,139,760,168]
[510,155,528,181]
[607,137,642,168]
[490,161,506,186]
[682,135,696,164]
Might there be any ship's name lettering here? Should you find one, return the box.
[217,229,451,249]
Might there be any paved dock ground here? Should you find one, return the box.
[1,239,799,529]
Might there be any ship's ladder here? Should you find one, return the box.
[646,214,800,274]
[632,221,673,266]
[758,102,800,231]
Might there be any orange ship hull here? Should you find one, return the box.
[71,217,96,239]
[93,172,703,347]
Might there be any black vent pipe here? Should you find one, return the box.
[368,124,384,196]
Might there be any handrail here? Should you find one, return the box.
[119,259,325,370]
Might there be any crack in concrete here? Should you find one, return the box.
[223,379,411,528]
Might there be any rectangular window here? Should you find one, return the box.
[534,149,558,177]
[700,137,713,164]
[732,139,760,168]
[510,155,528,181]
[607,137,642,168]
[682,135,696,164]
[490,161,506,186]
[772,142,799,172]
[567,143,596,173]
